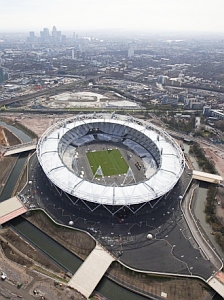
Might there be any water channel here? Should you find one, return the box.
[0,121,32,201]
[194,186,224,259]
[183,142,224,300]
[1,122,223,299]
[183,142,224,259]
[0,121,149,300]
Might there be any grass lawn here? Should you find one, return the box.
[86,148,129,176]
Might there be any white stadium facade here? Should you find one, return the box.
[37,113,185,216]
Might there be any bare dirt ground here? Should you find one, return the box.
[108,263,208,300]
[0,228,63,274]
[0,127,8,147]
[0,228,87,300]
[202,146,224,224]
[0,212,210,300]
[216,187,224,226]
[0,156,17,194]
[26,211,95,260]
[0,125,22,195]
[3,113,67,138]
[27,212,209,300]
[0,114,218,299]
[0,237,33,287]
[202,146,224,179]
[0,122,22,146]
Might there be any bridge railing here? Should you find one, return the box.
[5,140,36,151]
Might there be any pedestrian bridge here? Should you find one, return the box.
[68,244,115,298]
[3,141,36,156]
[208,271,224,298]
[192,170,223,184]
[0,196,28,225]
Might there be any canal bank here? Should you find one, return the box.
[0,119,220,300]
[193,185,224,260]
[0,120,32,201]
[0,120,152,300]
[183,142,224,259]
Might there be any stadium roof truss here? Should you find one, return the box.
[37,113,185,210]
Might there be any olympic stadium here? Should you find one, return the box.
[30,113,218,279]
[37,113,185,217]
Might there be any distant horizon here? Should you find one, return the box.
[0,0,224,35]
[0,28,224,39]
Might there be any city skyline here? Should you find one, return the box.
[0,0,224,34]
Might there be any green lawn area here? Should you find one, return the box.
[86,148,129,176]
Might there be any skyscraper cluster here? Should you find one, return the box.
[0,67,8,84]
[0,67,4,83]
[28,26,65,44]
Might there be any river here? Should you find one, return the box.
[0,121,149,300]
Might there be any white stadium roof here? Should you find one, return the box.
[37,113,185,206]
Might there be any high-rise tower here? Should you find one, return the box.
[0,67,4,83]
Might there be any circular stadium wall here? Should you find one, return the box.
[37,113,185,214]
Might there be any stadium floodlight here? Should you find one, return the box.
[93,165,106,184]
[122,166,136,185]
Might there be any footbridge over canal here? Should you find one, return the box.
[208,271,224,298]
[3,141,36,156]
[192,170,223,184]
[68,244,115,298]
[0,196,28,225]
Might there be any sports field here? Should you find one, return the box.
[86,148,129,176]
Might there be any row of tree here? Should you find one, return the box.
[190,143,224,248]
[189,143,217,174]
[204,185,224,249]
[164,116,195,134]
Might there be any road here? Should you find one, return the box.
[166,129,223,151]
[0,74,102,108]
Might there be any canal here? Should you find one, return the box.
[0,121,32,201]
[0,121,150,300]
[183,142,224,259]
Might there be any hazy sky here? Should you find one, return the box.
[1,0,224,34]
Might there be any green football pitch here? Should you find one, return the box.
[86,149,129,176]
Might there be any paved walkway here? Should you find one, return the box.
[192,170,222,184]
[208,271,224,298]
[0,196,27,225]
[68,244,115,298]
[3,142,36,156]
